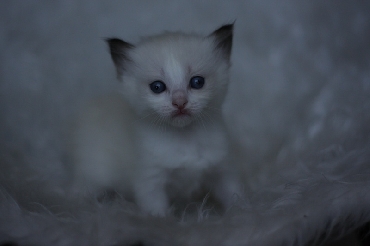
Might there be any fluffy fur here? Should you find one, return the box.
[69,24,243,216]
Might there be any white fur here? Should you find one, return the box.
[70,29,242,215]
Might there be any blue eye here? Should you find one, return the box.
[189,76,205,89]
[150,81,166,93]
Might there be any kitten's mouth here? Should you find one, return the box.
[170,109,193,127]
[172,109,191,118]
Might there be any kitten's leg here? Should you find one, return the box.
[134,168,169,216]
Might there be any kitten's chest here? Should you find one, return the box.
[138,125,228,169]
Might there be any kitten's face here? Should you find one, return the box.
[107,25,233,128]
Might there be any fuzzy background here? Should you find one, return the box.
[1,1,370,245]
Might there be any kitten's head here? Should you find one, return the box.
[106,24,233,128]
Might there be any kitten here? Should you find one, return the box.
[70,24,242,216]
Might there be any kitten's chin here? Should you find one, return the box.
[170,114,193,128]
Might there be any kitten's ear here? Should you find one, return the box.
[209,24,234,60]
[106,38,134,79]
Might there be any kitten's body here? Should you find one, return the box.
[70,24,242,215]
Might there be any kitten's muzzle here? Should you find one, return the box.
[171,108,191,117]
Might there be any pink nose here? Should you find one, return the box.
[172,90,188,109]
[172,98,188,109]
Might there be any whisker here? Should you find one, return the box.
[205,106,222,114]
[161,116,168,132]
[139,112,157,120]
[152,115,167,133]
[156,115,164,132]
[195,112,207,132]
[153,115,163,130]
[200,110,216,125]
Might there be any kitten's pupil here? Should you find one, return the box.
[150,81,166,94]
[189,76,205,89]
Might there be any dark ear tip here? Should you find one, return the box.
[221,23,234,31]
[105,37,134,79]
[218,21,235,32]
[105,37,116,44]
[105,38,135,49]
[211,23,234,60]
[211,23,234,38]
[105,37,114,44]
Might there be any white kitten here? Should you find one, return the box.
[70,24,242,216]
